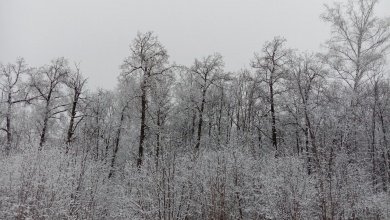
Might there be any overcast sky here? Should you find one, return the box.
[1,0,389,90]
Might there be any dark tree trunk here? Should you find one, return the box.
[39,88,54,151]
[39,113,49,151]
[137,80,147,167]
[66,91,79,150]
[379,110,390,191]
[269,81,278,156]
[371,82,378,189]
[5,92,12,155]
[191,110,196,142]
[109,106,126,178]
[304,103,320,173]
[195,90,206,150]
[217,90,223,146]
[39,95,51,151]
[95,111,100,160]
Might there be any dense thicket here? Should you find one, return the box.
[1,0,390,219]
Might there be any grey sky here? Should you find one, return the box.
[1,0,389,90]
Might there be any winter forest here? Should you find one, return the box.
[1,0,390,219]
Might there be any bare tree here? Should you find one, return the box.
[0,58,33,155]
[288,53,327,172]
[322,0,390,95]
[30,58,69,150]
[375,78,390,191]
[189,53,227,151]
[64,64,87,149]
[108,101,128,178]
[121,31,171,167]
[322,0,390,185]
[251,37,291,157]
[149,74,174,168]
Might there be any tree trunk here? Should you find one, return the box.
[39,113,49,150]
[137,80,147,167]
[155,108,161,169]
[269,81,278,156]
[5,92,12,155]
[217,90,223,146]
[195,89,206,150]
[38,87,55,151]
[109,106,126,178]
[39,100,51,151]
[371,82,378,189]
[379,111,390,191]
[66,91,79,150]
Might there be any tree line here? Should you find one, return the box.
[1,0,390,219]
